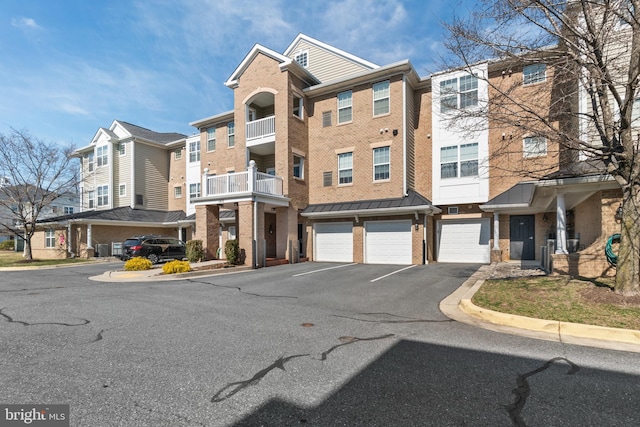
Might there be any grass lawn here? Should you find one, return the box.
[0,251,92,268]
[473,276,640,331]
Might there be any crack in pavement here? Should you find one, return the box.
[92,329,107,343]
[133,401,207,427]
[333,312,453,324]
[186,279,298,299]
[506,357,580,427]
[210,334,396,403]
[0,286,65,293]
[0,307,90,327]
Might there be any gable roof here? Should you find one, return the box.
[115,121,187,145]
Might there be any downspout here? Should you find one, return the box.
[253,196,258,268]
[130,140,135,208]
[67,222,73,257]
[423,212,427,264]
[402,73,407,196]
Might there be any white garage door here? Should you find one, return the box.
[314,222,353,262]
[437,219,490,263]
[364,220,412,265]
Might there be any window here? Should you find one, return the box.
[228,226,237,240]
[337,91,353,124]
[97,185,109,206]
[63,206,74,215]
[439,74,478,112]
[88,190,95,209]
[119,184,126,197]
[373,146,390,181]
[523,63,546,85]
[45,229,55,248]
[338,152,353,184]
[174,186,182,198]
[373,80,390,116]
[207,128,216,151]
[96,145,108,167]
[174,148,182,160]
[440,143,479,179]
[293,155,304,179]
[117,143,125,156]
[189,139,200,163]
[87,152,94,172]
[227,122,235,148]
[293,95,303,119]
[523,136,547,157]
[632,97,640,124]
[136,194,143,205]
[189,183,201,200]
[322,111,332,127]
[294,50,308,68]
[323,171,333,187]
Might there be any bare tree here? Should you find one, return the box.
[0,129,78,260]
[443,0,640,295]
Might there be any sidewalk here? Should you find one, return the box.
[90,259,253,282]
[440,262,640,353]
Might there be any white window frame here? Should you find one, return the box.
[227,122,235,148]
[337,91,353,124]
[174,148,182,160]
[293,155,304,179]
[96,145,108,167]
[45,229,55,248]
[338,152,353,185]
[293,94,304,119]
[88,190,95,209]
[523,136,547,158]
[373,80,390,116]
[119,184,126,197]
[440,143,479,179]
[87,152,94,172]
[97,185,109,207]
[189,183,201,200]
[63,206,74,215]
[189,139,200,163]
[373,146,390,181]
[174,186,182,199]
[117,143,126,156]
[523,63,546,85]
[294,49,308,68]
[207,128,216,152]
[440,74,478,113]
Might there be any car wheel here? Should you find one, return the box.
[147,253,159,264]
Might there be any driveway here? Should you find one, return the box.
[1,262,639,426]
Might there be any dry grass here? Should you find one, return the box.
[0,251,90,268]
[473,276,640,330]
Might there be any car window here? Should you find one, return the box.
[168,238,183,246]
[124,239,141,246]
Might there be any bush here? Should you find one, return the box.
[186,240,204,262]
[124,256,153,271]
[225,239,240,265]
[0,240,15,251]
[162,260,191,275]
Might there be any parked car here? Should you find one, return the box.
[121,235,186,264]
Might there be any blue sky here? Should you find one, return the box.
[1,0,474,146]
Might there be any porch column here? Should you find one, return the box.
[202,168,209,197]
[247,160,256,193]
[195,204,220,260]
[493,212,500,250]
[86,223,93,249]
[178,227,183,242]
[555,193,568,254]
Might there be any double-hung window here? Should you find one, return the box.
[189,139,200,163]
[338,152,353,184]
[337,91,352,124]
[440,143,479,179]
[97,185,109,207]
[440,74,478,112]
[174,148,182,160]
[373,146,390,181]
[523,136,547,157]
[88,190,95,209]
[293,155,304,179]
[207,128,216,152]
[45,229,55,248]
[523,63,546,85]
[227,122,235,148]
[96,145,108,167]
[189,183,201,200]
[63,206,74,215]
[373,81,390,116]
[117,143,125,156]
[174,186,182,199]
[119,184,126,197]
[459,75,478,109]
[87,152,95,172]
[293,95,303,119]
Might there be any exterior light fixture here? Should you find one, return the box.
[615,204,623,221]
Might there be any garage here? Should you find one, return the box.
[437,218,490,263]
[364,220,412,264]
[314,222,353,262]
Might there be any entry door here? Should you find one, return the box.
[510,215,535,260]
[265,213,277,258]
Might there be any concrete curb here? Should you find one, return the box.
[440,264,640,353]
[90,264,254,282]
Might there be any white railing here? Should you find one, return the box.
[203,164,283,198]
[246,116,275,141]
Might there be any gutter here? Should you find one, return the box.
[300,204,441,219]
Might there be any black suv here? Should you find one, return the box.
[121,235,186,264]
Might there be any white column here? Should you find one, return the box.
[178,227,183,242]
[202,168,209,197]
[248,160,256,193]
[555,193,568,254]
[493,212,500,250]
[87,223,93,249]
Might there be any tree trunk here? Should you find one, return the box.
[614,187,640,296]
[23,237,33,261]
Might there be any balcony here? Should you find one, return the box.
[202,164,283,200]
[246,116,275,146]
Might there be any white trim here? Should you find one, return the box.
[283,34,379,70]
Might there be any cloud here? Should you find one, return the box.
[11,17,44,31]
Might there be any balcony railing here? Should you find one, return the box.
[246,116,275,141]
[203,164,283,198]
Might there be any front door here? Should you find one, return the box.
[265,213,277,258]
[510,215,535,260]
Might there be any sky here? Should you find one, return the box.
[0,0,475,147]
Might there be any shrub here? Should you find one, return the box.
[186,240,204,262]
[162,260,191,275]
[225,239,240,265]
[0,240,15,251]
[124,256,153,271]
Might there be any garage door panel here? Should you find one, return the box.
[437,219,490,263]
[315,222,353,262]
[365,220,412,265]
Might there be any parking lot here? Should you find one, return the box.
[2,261,640,426]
